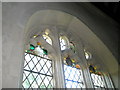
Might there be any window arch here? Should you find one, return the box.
[42,28,52,45]
[59,36,69,51]
[42,35,52,45]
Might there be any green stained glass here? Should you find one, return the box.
[43,49,48,55]
[39,85,46,88]
[30,44,35,50]
[23,79,30,88]
[47,84,53,88]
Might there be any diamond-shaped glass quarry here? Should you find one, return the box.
[64,64,84,88]
[91,73,105,88]
[22,53,53,89]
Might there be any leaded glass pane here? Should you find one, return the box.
[22,52,53,89]
[43,35,52,45]
[91,73,105,88]
[64,65,84,88]
[60,37,67,51]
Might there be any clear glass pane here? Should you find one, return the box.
[64,64,84,88]
[43,35,52,45]
[91,73,105,88]
[22,53,53,89]
[60,37,67,50]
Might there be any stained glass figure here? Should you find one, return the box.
[37,42,41,46]
[25,40,49,58]
[65,56,72,66]
[89,65,96,73]
[34,46,44,56]
[63,55,84,88]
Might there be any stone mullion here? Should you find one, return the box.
[76,42,94,88]
[51,26,65,88]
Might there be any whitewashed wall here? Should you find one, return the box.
[0,2,2,90]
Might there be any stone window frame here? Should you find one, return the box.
[21,25,114,89]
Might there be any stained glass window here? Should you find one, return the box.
[22,52,53,88]
[89,65,105,88]
[63,56,84,88]
[91,73,105,88]
[22,31,53,89]
[42,35,52,45]
[69,42,76,53]
[59,36,68,51]
[64,65,84,88]
[22,29,114,89]
[84,49,92,60]
[59,36,85,88]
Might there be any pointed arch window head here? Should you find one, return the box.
[84,49,92,60]
[42,35,52,45]
[59,36,69,51]
[59,36,76,53]
[42,28,52,45]
[69,42,76,53]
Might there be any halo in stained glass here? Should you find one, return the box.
[37,42,41,46]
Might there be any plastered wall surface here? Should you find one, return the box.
[0,2,2,90]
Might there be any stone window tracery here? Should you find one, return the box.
[22,28,114,89]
